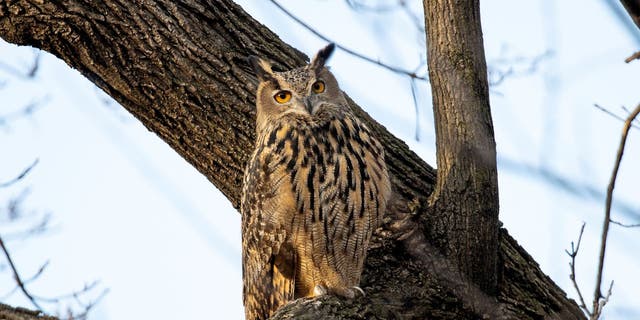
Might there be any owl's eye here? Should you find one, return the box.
[274,91,292,104]
[312,81,325,93]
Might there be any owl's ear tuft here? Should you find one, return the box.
[309,43,336,74]
[248,56,275,82]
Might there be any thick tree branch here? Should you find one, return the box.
[0,303,56,320]
[0,1,584,319]
[620,0,640,30]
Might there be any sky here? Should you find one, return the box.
[1,0,639,319]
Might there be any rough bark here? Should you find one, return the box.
[0,1,584,319]
[424,0,499,294]
[0,303,56,320]
[620,0,640,29]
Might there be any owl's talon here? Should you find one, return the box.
[352,286,365,297]
[313,284,328,296]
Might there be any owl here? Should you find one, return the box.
[241,43,391,320]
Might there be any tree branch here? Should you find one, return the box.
[0,234,43,311]
[619,0,640,30]
[267,0,427,80]
[565,223,590,316]
[624,50,640,63]
[593,103,640,314]
[0,159,38,188]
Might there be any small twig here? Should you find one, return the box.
[0,284,20,301]
[619,106,640,126]
[68,288,110,320]
[488,51,552,86]
[0,50,40,79]
[565,223,591,316]
[593,102,640,317]
[0,260,50,300]
[3,213,55,240]
[0,159,39,188]
[0,96,49,128]
[625,51,640,63]
[0,234,43,310]
[346,0,425,34]
[593,104,640,130]
[32,280,101,303]
[345,0,399,12]
[23,260,50,284]
[409,78,420,141]
[609,218,640,227]
[268,0,427,80]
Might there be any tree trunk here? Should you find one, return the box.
[0,1,584,319]
[424,0,499,295]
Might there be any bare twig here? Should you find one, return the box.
[0,260,50,300]
[0,237,108,318]
[610,218,640,227]
[0,159,39,188]
[347,0,425,35]
[565,223,591,316]
[345,0,399,12]
[0,96,49,128]
[398,0,425,34]
[67,287,110,320]
[0,234,43,310]
[23,260,50,284]
[0,283,20,301]
[3,213,54,240]
[409,78,420,141]
[268,0,427,80]
[488,51,552,86]
[625,51,640,63]
[593,104,640,130]
[0,50,40,79]
[592,102,640,317]
[32,280,101,303]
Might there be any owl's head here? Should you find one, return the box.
[249,43,346,124]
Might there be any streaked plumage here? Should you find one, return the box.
[241,44,391,320]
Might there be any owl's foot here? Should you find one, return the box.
[352,286,366,297]
[331,286,365,299]
[313,284,365,299]
[313,284,328,296]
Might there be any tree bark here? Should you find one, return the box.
[0,303,57,320]
[0,1,584,319]
[424,0,499,295]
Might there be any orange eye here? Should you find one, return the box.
[312,81,325,93]
[274,91,292,103]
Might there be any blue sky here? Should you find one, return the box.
[1,0,639,319]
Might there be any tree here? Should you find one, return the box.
[0,0,586,319]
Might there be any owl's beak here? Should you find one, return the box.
[303,97,314,114]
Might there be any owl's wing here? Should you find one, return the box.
[241,148,296,320]
[311,114,390,284]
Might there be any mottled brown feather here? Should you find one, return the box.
[241,44,391,320]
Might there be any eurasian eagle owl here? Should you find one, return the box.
[241,43,391,320]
